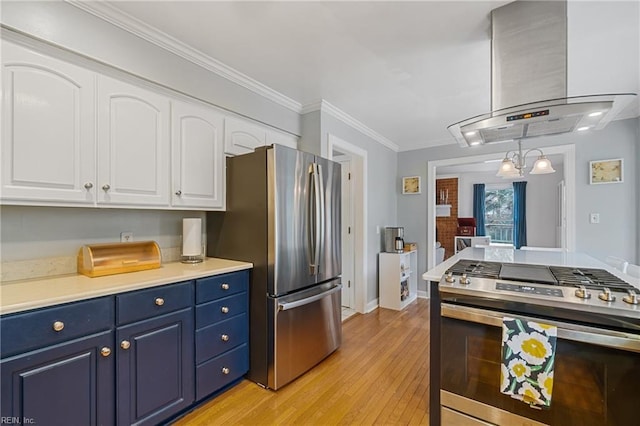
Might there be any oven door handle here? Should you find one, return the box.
[442,303,640,353]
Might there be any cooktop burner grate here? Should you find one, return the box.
[549,266,636,293]
[446,260,501,278]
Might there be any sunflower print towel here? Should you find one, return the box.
[500,317,557,407]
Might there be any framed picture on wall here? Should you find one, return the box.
[589,158,623,184]
[402,176,421,194]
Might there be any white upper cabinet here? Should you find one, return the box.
[224,116,267,155]
[96,75,170,207]
[265,129,298,150]
[1,41,96,204]
[171,100,225,210]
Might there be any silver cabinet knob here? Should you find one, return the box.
[221,367,230,375]
[623,289,639,305]
[175,190,182,196]
[101,347,112,357]
[155,297,165,306]
[84,182,93,190]
[574,285,592,299]
[52,321,65,332]
[221,306,229,314]
[102,184,110,191]
[598,287,616,302]
[221,334,229,342]
[221,283,230,290]
[120,340,131,350]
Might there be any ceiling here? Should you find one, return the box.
[99,1,639,152]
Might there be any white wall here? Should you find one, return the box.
[399,118,639,292]
[0,206,205,261]
[447,167,564,248]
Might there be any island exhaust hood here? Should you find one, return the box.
[448,0,636,147]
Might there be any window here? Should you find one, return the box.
[484,187,513,243]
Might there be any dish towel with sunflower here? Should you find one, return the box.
[500,316,557,408]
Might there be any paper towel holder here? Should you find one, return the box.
[181,218,205,264]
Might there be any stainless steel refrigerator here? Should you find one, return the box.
[207,144,342,390]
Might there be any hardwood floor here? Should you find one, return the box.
[173,298,431,425]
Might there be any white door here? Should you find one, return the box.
[1,41,95,204]
[335,155,355,309]
[224,116,266,155]
[97,75,170,206]
[171,99,225,210]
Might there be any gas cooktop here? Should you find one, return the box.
[447,259,636,293]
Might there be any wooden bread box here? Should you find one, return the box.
[78,241,162,277]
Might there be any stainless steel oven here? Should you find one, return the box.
[441,303,640,425]
[434,259,640,426]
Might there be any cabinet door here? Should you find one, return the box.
[116,308,194,426]
[0,330,114,426]
[1,41,95,204]
[171,100,225,209]
[97,75,170,206]
[224,116,266,156]
[265,129,298,150]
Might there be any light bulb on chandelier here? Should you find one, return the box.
[496,140,556,178]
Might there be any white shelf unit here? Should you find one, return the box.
[379,250,418,310]
[454,236,491,254]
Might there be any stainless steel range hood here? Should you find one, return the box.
[448,0,636,147]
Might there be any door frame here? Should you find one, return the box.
[426,143,576,269]
[333,154,355,309]
[327,134,367,314]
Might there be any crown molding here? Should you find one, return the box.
[66,0,302,114]
[302,100,399,152]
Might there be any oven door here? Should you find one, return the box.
[441,302,640,426]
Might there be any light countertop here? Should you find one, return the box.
[422,247,638,288]
[0,257,252,315]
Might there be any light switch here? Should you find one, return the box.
[589,213,600,224]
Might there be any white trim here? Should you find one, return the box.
[417,289,430,299]
[426,144,576,269]
[66,0,302,113]
[327,134,368,315]
[365,299,379,314]
[304,100,399,152]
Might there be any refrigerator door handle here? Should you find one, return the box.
[278,284,342,311]
[308,163,323,276]
[316,163,325,271]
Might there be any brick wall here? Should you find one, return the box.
[436,178,458,259]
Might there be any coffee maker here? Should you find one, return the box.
[384,227,404,253]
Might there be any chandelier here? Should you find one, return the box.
[496,139,556,178]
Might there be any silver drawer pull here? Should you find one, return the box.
[221,283,230,290]
[221,306,229,314]
[221,334,229,342]
[221,367,230,375]
[52,321,65,332]
[155,297,165,306]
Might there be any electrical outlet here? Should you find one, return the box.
[120,231,134,242]
[589,213,600,224]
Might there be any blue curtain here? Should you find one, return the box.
[513,181,527,249]
[473,184,486,236]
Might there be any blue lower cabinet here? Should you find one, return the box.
[196,344,249,401]
[0,330,115,426]
[116,308,194,426]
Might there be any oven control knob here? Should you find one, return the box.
[623,289,639,305]
[598,287,616,303]
[444,272,455,283]
[459,274,471,285]
[574,285,591,299]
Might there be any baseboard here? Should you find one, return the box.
[365,298,379,313]
[418,290,430,299]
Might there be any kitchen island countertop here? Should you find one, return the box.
[422,247,638,288]
[0,257,252,315]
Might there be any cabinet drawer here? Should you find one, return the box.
[0,297,113,358]
[116,281,193,325]
[195,292,247,329]
[196,343,248,401]
[196,313,248,364]
[196,270,249,304]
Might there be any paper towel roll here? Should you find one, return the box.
[182,218,202,256]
